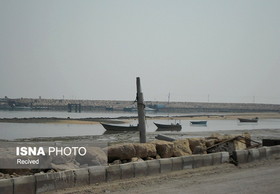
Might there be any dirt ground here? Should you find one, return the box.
[59,154,280,194]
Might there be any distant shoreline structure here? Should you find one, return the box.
[0,97,280,113]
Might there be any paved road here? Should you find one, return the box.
[128,162,280,194]
[62,157,280,194]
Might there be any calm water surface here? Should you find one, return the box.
[0,110,280,140]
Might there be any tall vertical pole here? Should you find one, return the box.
[136,77,146,143]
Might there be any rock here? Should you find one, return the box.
[0,147,51,174]
[111,160,122,165]
[76,146,107,166]
[173,139,192,157]
[133,143,157,158]
[205,139,216,148]
[243,132,251,148]
[151,140,174,158]
[209,133,226,143]
[233,136,247,150]
[51,154,75,165]
[107,143,136,162]
[131,157,144,162]
[193,146,207,154]
[122,160,129,163]
[51,162,80,170]
[188,138,207,153]
[131,157,139,162]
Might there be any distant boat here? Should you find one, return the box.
[100,123,138,131]
[154,122,182,131]
[190,121,207,125]
[238,117,258,123]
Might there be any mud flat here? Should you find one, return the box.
[1,112,280,144]
[1,112,280,124]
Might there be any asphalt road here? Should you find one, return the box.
[61,155,280,194]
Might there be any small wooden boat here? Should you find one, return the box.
[190,121,207,125]
[154,122,182,131]
[238,118,258,123]
[100,123,138,131]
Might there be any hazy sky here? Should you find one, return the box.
[1,0,280,104]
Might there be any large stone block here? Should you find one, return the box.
[106,165,121,182]
[0,178,13,194]
[134,161,147,177]
[120,163,134,179]
[76,146,107,166]
[133,143,157,158]
[173,139,192,157]
[146,160,160,175]
[182,155,193,169]
[159,158,172,173]
[107,144,136,162]
[151,140,174,158]
[73,168,89,186]
[171,157,183,171]
[188,138,207,154]
[89,166,107,184]
[13,175,35,194]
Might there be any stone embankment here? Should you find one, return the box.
[0,132,262,193]
[1,97,280,112]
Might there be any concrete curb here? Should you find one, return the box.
[159,158,172,173]
[146,159,160,175]
[134,161,148,177]
[171,157,183,171]
[232,145,280,165]
[120,163,134,179]
[106,165,121,182]
[0,178,13,194]
[89,166,107,184]
[13,175,35,194]
[73,168,89,186]
[2,145,280,193]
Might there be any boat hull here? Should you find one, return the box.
[100,123,138,131]
[154,122,182,131]
[238,118,258,123]
[190,121,207,125]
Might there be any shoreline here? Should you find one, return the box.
[3,128,280,145]
[0,112,280,124]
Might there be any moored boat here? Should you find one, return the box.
[100,123,138,131]
[154,122,182,131]
[190,121,207,125]
[238,117,258,123]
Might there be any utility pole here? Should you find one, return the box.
[136,77,146,143]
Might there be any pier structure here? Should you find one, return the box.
[67,103,82,112]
